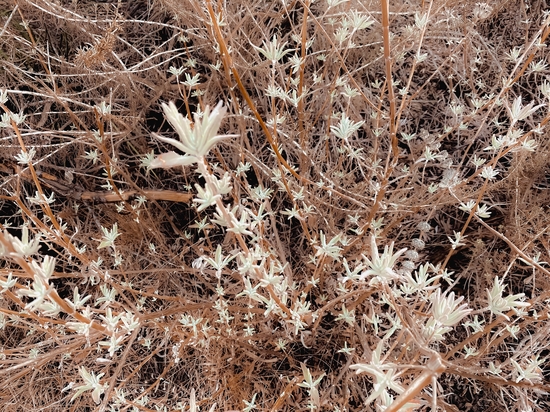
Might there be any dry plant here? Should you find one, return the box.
[1,0,550,411]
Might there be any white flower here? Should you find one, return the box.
[350,340,405,404]
[18,278,52,312]
[448,231,466,250]
[487,276,530,320]
[0,112,11,128]
[70,366,107,404]
[418,289,470,341]
[14,147,36,165]
[511,356,545,383]
[203,245,235,277]
[507,95,544,125]
[168,65,185,77]
[330,112,365,142]
[0,272,17,292]
[182,72,201,88]
[151,101,233,165]
[227,208,253,236]
[99,309,123,333]
[30,255,56,280]
[99,334,125,357]
[27,191,55,205]
[402,263,440,294]
[251,35,292,63]
[212,172,232,195]
[10,111,26,125]
[4,226,41,256]
[97,223,120,249]
[459,200,476,213]
[297,363,325,408]
[475,204,492,218]
[360,236,407,284]
[480,165,499,180]
[430,289,471,326]
[335,304,355,325]
[193,183,220,212]
[315,231,343,260]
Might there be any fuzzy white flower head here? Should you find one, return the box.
[150,101,234,168]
